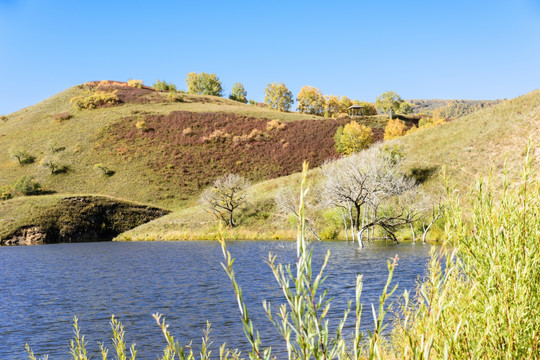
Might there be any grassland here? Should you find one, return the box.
[121,89,539,241]
[0,81,387,210]
[1,81,537,243]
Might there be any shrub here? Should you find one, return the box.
[167,90,183,102]
[94,163,115,177]
[135,121,147,132]
[70,91,120,110]
[265,119,285,131]
[13,176,41,195]
[392,144,540,359]
[53,112,72,122]
[10,149,35,165]
[40,157,67,174]
[127,79,143,88]
[0,185,13,200]
[153,79,176,92]
[1,115,8,122]
[334,121,374,155]
[383,119,407,140]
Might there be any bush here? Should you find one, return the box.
[94,163,115,177]
[10,149,35,165]
[383,119,407,140]
[334,121,374,155]
[392,145,540,358]
[167,91,183,102]
[0,185,13,200]
[1,115,8,122]
[127,79,143,88]
[135,121,147,132]
[40,157,68,174]
[70,91,120,110]
[53,112,72,122]
[153,79,177,92]
[13,176,41,195]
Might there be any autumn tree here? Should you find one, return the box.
[339,96,353,114]
[325,95,341,118]
[334,121,374,155]
[384,119,407,140]
[264,82,294,111]
[186,72,223,96]
[199,174,250,227]
[399,101,413,115]
[296,86,325,115]
[229,82,248,103]
[322,146,419,247]
[357,101,378,116]
[375,91,403,116]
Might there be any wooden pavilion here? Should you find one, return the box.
[348,104,365,117]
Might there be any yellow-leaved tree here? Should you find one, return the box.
[296,86,325,115]
[264,82,294,111]
[384,119,407,140]
[334,121,374,155]
[325,95,341,118]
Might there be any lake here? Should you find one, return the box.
[0,240,436,359]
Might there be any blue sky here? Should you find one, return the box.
[0,0,539,114]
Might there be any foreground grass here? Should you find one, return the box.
[24,149,540,358]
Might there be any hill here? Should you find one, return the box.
[408,98,502,118]
[0,81,386,210]
[120,89,539,241]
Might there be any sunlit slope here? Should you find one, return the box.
[397,89,539,194]
[120,89,540,240]
[0,81,352,209]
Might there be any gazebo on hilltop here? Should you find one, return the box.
[348,104,365,117]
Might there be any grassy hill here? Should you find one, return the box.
[1,81,537,243]
[120,89,539,241]
[408,98,502,118]
[0,81,387,210]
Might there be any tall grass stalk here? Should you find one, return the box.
[392,141,540,359]
[219,161,399,359]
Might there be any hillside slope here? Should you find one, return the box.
[121,89,539,241]
[0,81,385,209]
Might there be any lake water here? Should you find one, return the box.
[0,240,436,359]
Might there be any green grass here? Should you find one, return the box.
[396,89,540,197]
[0,83,333,211]
[122,89,539,242]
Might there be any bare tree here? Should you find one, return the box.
[275,186,321,241]
[322,145,421,247]
[199,174,250,227]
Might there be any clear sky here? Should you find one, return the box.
[0,0,539,115]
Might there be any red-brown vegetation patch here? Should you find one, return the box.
[83,80,163,104]
[102,112,384,197]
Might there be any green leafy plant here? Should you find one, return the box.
[70,92,120,110]
[94,163,115,177]
[13,176,41,195]
[10,149,35,165]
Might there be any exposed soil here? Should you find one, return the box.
[1,196,169,245]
